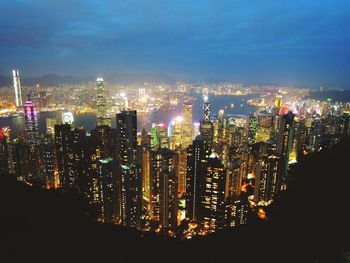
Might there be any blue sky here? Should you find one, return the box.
[0,0,349,88]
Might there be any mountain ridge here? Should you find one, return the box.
[0,72,176,87]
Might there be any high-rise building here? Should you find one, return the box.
[46,117,58,135]
[96,77,111,127]
[182,102,193,148]
[150,123,168,150]
[274,111,295,189]
[8,138,28,181]
[141,128,150,149]
[62,112,74,125]
[202,152,227,231]
[227,198,249,228]
[24,98,40,181]
[340,112,350,136]
[90,125,117,159]
[54,124,88,191]
[142,147,151,212]
[256,111,274,143]
[185,135,210,222]
[200,95,213,150]
[225,158,242,200]
[41,135,56,189]
[149,148,177,224]
[176,148,187,197]
[252,140,280,206]
[97,157,118,223]
[116,110,142,228]
[12,69,23,107]
[155,149,179,232]
[274,91,283,108]
[169,116,183,150]
[24,99,39,145]
[248,114,258,145]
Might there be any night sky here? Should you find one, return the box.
[1,0,349,88]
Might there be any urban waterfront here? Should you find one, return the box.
[0,94,259,136]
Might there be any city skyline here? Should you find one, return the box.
[0,1,350,89]
[1,1,350,261]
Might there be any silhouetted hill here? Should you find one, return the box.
[1,137,349,262]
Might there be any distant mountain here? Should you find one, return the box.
[105,72,175,85]
[0,72,175,87]
[0,75,12,86]
[306,90,350,103]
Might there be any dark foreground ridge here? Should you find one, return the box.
[1,137,350,263]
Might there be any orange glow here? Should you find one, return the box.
[257,208,268,220]
[241,181,252,192]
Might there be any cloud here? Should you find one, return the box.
[0,0,349,87]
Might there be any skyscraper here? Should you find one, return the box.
[186,135,210,222]
[200,95,213,150]
[274,111,295,189]
[256,111,274,143]
[248,114,258,145]
[148,148,178,232]
[97,157,118,223]
[149,149,175,220]
[24,99,39,145]
[96,77,111,127]
[253,140,280,206]
[176,148,187,197]
[150,123,168,150]
[41,135,56,189]
[202,152,227,231]
[116,110,142,228]
[12,69,23,107]
[169,116,183,150]
[24,98,40,181]
[182,102,193,148]
[54,124,88,191]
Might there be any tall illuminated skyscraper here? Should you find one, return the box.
[176,148,187,196]
[169,116,183,149]
[256,111,274,143]
[96,77,111,127]
[41,135,56,189]
[24,98,40,180]
[274,111,295,189]
[274,90,283,108]
[12,69,23,107]
[182,102,193,148]
[248,114,258,145]
[186,135,210,222]
[150,123,168,150]
[24,99,39,144]
[116,110,142,228]
[54,124,88,192]
[149,148,178,231]
[252,140,280,206]
[202,152,226,231]
[200,93,213,150]
[97,157,118,223]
